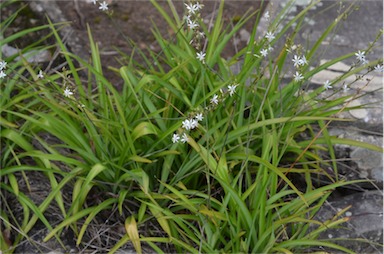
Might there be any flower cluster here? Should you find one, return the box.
[184,1,203,32]
[355,50,383,73]
[257,31,275,58]
[291,54,308,82]
[0,60,7,79]
[172,113,204,144]
[90,0,108,11]
[184,1,206,63]
[171,83,239,144]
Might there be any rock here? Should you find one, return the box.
[328,128,383,189]
[313,191,383,253]
[312,60,383,93]
[1,44,52,63]
[350,147,383,183]
[348,99,369,120]
[239,29,250,42]
[29,1,89,62]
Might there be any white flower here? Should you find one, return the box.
[265,31,275,42]
[293,71,304,82]
[0,60,7,70]
[184,15,192,23]
[343,84,350,92]
[300,55,308,65]
[182,119,192,130]
[323,80,332,90]
[63,87,74,97]
[264,11,270,20]
[172,133,180,143]
[374,64,384,73]
[185,3,198,14]
[292,55,302,68]
[267,45,274,52]
[187,20,198,30]
[190,119,198,129]
[37,70,44,79]
[195,113,203,122]
[180,133,189,143]
[227,84,238,97]
[260,48,268,57]
[99,1,108,11]
[355,50,365,62]
[210,94,219,105]
[194,2,203,11]
[91,0,97,4]
[196,51,206,62]
[0,70,6,79]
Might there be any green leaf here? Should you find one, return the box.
[132,122,158,141]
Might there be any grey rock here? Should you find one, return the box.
[1,44,52,63]
[313,190,383,253]
[239,28,250,42]
[328,128,383,188]
[350,146,383,182]
[29,1,89,62]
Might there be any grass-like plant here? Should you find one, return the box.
[1,0,382,253]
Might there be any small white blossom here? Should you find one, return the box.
[194,2,203,11]
[195,113,203,122]
[196,51,206,62]
[184,15,192,23]
[264,11,270,20]
[210,94,219,105]
[260,48,268,57]
[0,70,6,79]
[180,133,189,143]
[99,1,108,11]
[182,119,192,130]
[91,0,97,4]
[355,50,365,62]
[37,70,44,79]
[267,45,274,52]
[63,87,74,97]
[0,60,7,70]
[323,80,332,90]
[300,55,308,65]
[172,133,180,143]
[265,31,275,42]
[292,55,302,68]
[374,64,384,73]
[187,20,198,30]
[185,3,198,14]
[343,84,350,92]
[227,84,238,97]
[293,72,304,82]
[190,119,198,129]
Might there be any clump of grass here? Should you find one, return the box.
[1,0,383,253]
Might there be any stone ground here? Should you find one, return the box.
[259,0,383,252]
[2,0,383,253]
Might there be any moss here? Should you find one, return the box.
[231,15,242,23]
